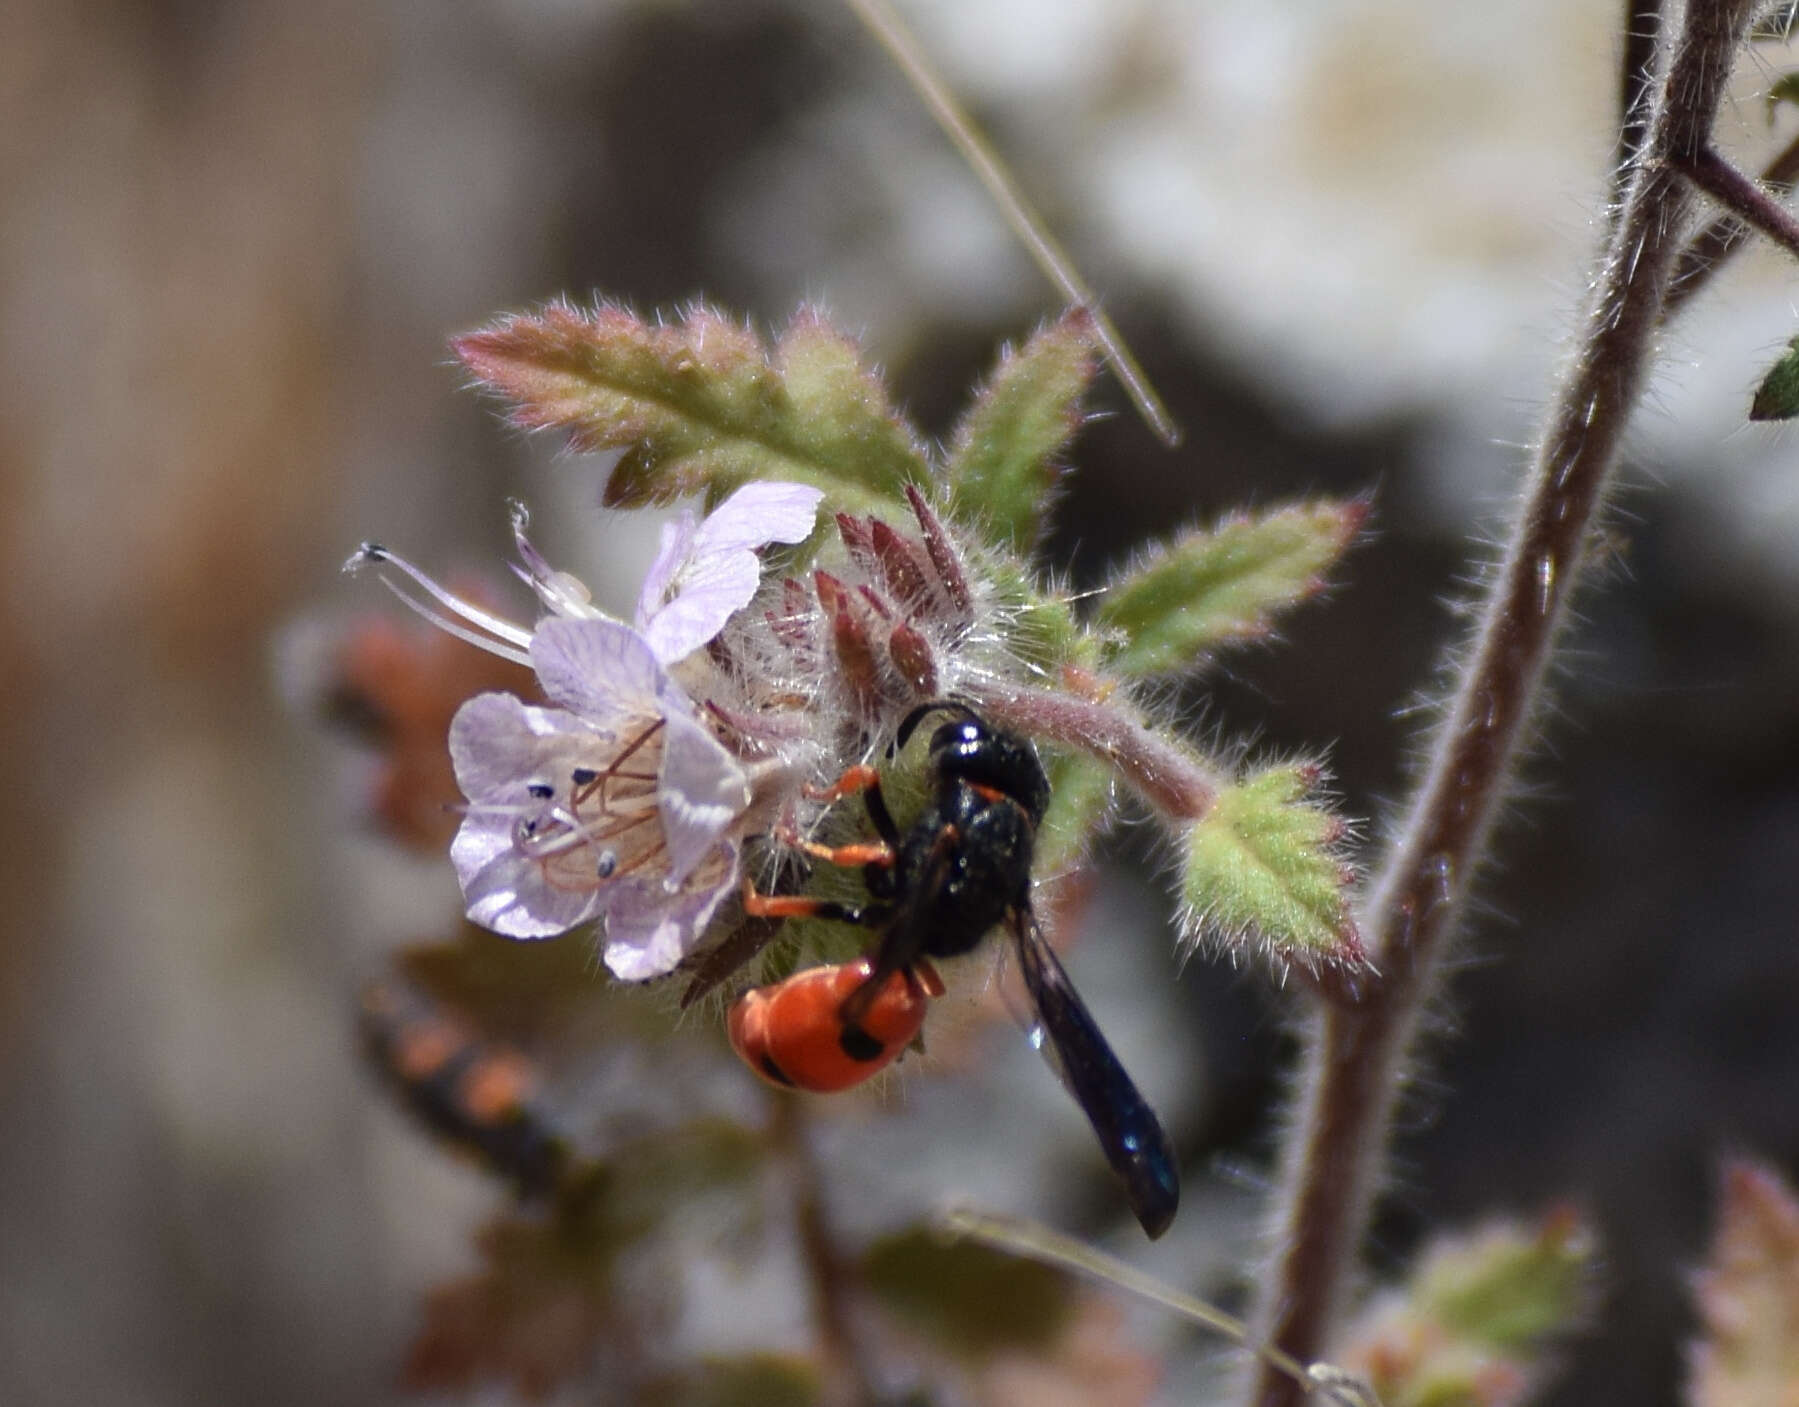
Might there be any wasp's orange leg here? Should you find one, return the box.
[776,826,896,870]
[740,876,893,929]
[805,762,903,849]
[803,764,881,804]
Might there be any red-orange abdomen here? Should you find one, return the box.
[728,957,940,1092]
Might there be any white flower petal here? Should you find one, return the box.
[531,617,680,721]
[691,481,824,556]
[600,854,736,980]
[452,814,605,938]
[638,551,760,664]
[634,482,823,662]
[449,692,596,801]
[633,510,699,627]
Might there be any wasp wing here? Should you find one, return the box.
[1009,909,1180,1239]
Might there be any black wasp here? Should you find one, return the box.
[735,700,1180,1239]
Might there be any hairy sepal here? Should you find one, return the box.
[1177,762,1364,971]
[454,302,931,512]
[1095,498,1366,677]
[944,309,1099,552]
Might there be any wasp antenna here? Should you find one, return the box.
[894,697,977,752]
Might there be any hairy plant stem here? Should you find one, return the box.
[1665,128,1799,317]
[1678,145,1799,261]
[973,680,1223,820]
[1239,3,1757,1402]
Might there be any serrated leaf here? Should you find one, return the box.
[1337,1212,1592,1407]
[1415,1211,1591,1352]
[454,302,931,511]
[1750,335,1799,421]
[607,1118,767,1226]
[1688,1159,1799,1406]
[1096,499,1366,676]
[944,309,1098,551]
[861,1227,1076,1358]
[1179,764,1363,969]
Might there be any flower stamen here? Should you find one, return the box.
[345,543,533,667]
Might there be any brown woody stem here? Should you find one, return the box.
[1240,3,1757,1403]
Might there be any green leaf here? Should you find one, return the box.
[980,552,1088,670]
[1750,334,1799,421]
[454,302,931,511]
[945,309,1099,550]
[1336,1212,1592,1407]
[861,1226,1075,1359]
[1035,750,1114,879]
[1178,764,1363,969]
[1415,1212,1591,1352]
[606,1118,767,1227]
[1095,499,1367,676]
[401,1117,772,1399]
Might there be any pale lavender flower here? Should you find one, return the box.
[634,479,823,663]
[349,480,822,978]
[510,479,823,665]
[450,619,749,978]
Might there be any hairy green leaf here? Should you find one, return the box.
[1336,1212,1592,1407]
[980,553,1088,670]
[945,309,1098,550]
[402,1176,625,1399]
[1750,334,1799,421]
[1416,1213,1591,1352]
[454,302,931,511]
[1035,749,1114,879]
[1178,764,1363,969]
[1096,499,1366,676]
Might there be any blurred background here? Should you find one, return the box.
[5,0,1799,1402]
